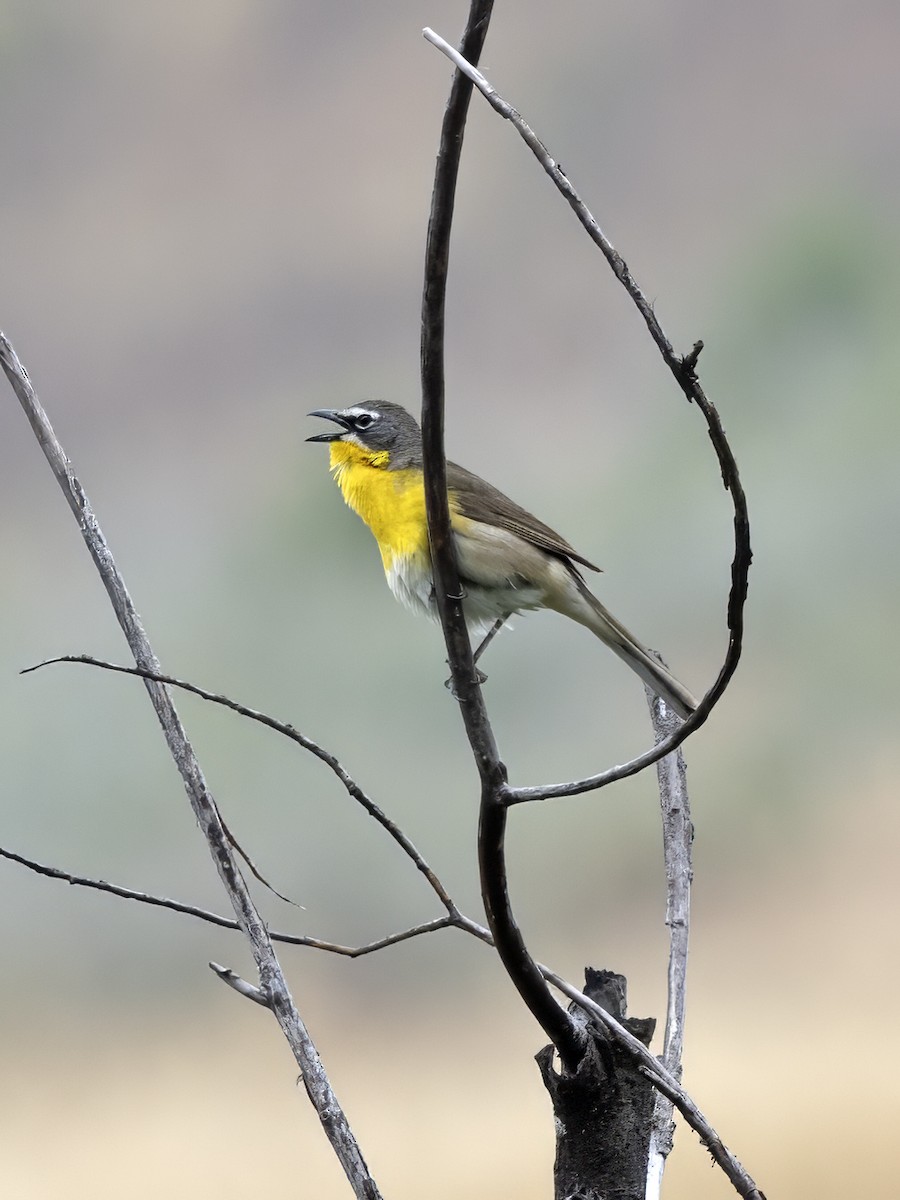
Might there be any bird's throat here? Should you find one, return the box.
[329,441,429,570]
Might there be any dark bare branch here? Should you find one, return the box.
[423,30,752,804]
[420,0,585,1073]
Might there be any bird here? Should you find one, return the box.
[307,400,698,719]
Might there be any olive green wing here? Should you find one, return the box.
[447,461,601,573]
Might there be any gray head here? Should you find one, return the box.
[306,400,422,468]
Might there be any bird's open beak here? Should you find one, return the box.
[306,409,351,442]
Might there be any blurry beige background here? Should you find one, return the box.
[2,2,898,1196]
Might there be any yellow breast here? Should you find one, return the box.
[329,441,430,570]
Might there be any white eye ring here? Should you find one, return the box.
[354,412,377,430]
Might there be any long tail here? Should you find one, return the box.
[562,575,698,720]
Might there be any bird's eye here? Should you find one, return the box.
[354,413,375,430]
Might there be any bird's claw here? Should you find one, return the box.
[443,666,488,697]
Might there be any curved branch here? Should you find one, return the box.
[420,0,585,1072]
[423,30,752,804]
[24,654,459,917]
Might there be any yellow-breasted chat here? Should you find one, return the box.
[307,400,697,719]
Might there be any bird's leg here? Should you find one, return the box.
[473,616,508,665]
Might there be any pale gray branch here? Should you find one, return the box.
[210,962,270,1006]
[644,687,693,1198]
[0,333,382,1200]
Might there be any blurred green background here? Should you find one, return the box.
[2,2,898,1196]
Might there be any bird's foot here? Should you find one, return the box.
[443,666,487,697]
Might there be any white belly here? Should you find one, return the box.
[386,552,545,637]
[386,555,434,619]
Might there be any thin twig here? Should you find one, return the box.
[644,686,693,1198]
[0,333,383,1200]
[216,810,300,907]
[24,654,459,917]
[0,843,454,956]
[287,918,457,958]
[420,0,586,1073]
[423,28,752,804]
[0,834,491,959]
